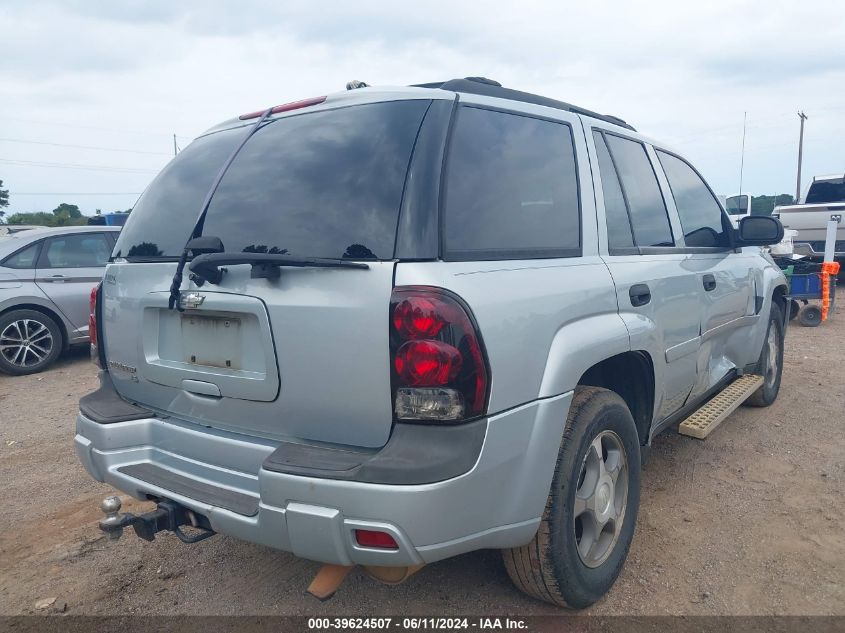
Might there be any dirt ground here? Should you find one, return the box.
[0,305,843,617]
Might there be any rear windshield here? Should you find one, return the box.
[805,178,845,204]
[114,100,430,260]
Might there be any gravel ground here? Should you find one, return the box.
[0,306,843,617]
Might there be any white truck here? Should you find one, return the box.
[774,174,845,267]
[724,193,753,227]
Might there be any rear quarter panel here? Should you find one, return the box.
[394,256,628,414]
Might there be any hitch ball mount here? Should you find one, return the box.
[99,496,215,544]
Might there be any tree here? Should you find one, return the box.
[750,194,794,216]
[0,179,9,223]
[52,202,82,219]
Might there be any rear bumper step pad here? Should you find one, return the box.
[117,463,259,517]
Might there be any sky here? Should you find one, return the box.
[1,0,844,215]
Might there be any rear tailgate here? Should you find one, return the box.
[102,261,395,447]
[102,94,444,449]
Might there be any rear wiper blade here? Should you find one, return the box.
[188,252,370,285]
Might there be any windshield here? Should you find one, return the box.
[805,178,845,204]
[114,100,431,261]
[725,194,749,215]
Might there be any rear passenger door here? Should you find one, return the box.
[35,232,111,337]
[654,150,755,398]
[589,128,701,421]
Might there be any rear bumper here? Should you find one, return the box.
[75,392,572,566]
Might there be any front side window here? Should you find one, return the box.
[603,134,674,247]
[42,233,111,268]
[657,151,730,248]
[443,106,580,260]
[1,242,41,269]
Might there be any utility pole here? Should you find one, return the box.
[795,111,808,203]
[738,111,747,197]
[173,134,178,156]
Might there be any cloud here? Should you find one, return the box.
[1,0,843,213]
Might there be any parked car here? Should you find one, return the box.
[75,77,787,608]
[0,225,120,375]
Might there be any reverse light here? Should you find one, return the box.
[238,96,327,120]
[354,529,398,549]
[389,287,489,422]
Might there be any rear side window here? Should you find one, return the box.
[41,233,111,268]
[657,150,730,248]
[603,134,674,248]
[592,131,634,249]
[1,242,41,269]
[443,107,580,260]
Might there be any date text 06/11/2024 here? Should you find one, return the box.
[306,617,529,630]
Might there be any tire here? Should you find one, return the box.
[745,302,784,407]
[502,386,641,608]
[798,304,822,327]
[0,309,63,376]
[788,299,800,321]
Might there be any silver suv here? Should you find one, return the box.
[0,226,120,374]
[75,78,787,608]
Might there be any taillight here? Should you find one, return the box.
[390,287,489,422]
[89,283,102,368]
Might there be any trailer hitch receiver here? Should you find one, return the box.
[98,496,215,543]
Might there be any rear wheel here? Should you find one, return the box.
[745,302,784,407]
[0,309,63,375]
[502,386,641,608]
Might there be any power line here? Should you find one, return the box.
[11,192,141,195]
[0,137,171,156]
[0,158,157,174]
[0,115,193,140]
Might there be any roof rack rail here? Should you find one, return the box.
[411,77,635,131]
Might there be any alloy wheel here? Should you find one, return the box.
[0,318,54,369]
[573,430,629,568]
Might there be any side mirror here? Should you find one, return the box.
[736,216,784,246]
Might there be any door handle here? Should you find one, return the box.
[703,274,716,291]
[37,274,68,283]
[629,283,651,307]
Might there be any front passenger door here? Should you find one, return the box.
[655,150,755,399]
[35,232,111,338]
